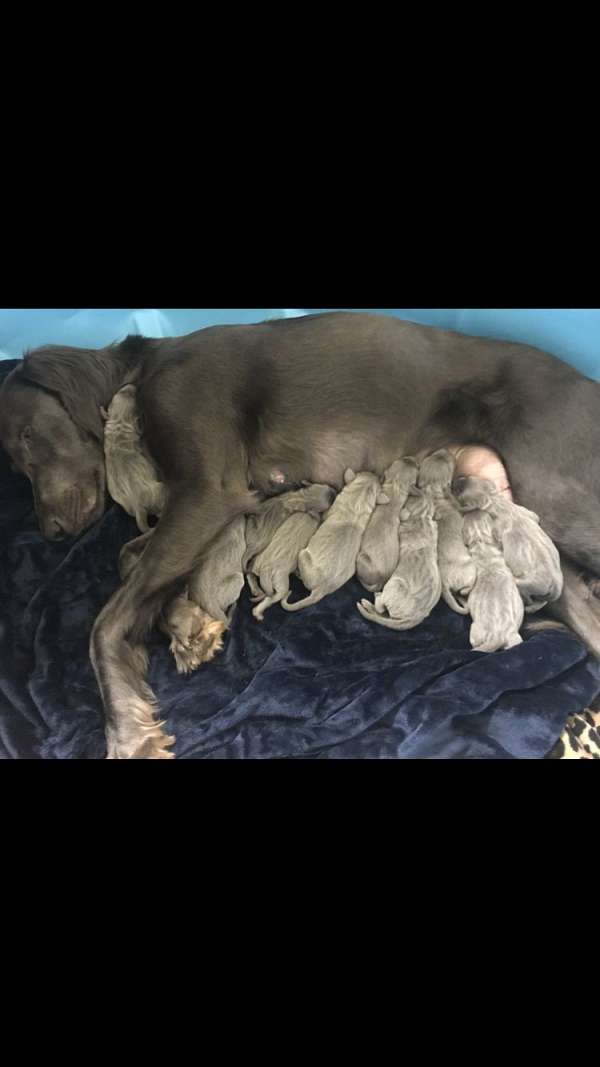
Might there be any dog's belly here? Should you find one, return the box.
[249,429,407,492]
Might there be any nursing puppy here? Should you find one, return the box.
[436,495,476,614]
[248,509,325,621]
[282,469,380,611]
[357,487,441,629]
[102,384,165,532]
[187,513,247,625]
[417,449,476,614]
[417,448,456,502]
[243,483,335,570]
[356,457,419,592]
[462,508,524,652]
[454,475,563,612]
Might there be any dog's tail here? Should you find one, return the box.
[281,587,327,612]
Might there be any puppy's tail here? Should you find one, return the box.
[281,587,327,612]
[356,599,420,630]
[442,586,469,615]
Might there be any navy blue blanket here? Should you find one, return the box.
[2,382,600,759]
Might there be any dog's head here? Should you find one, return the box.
[0,345,115,539]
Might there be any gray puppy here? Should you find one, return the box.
[435,495,477,614]
[282,469,380,611]
[454,475,563,612]
[417,448,475,613]
[462,508,524,652]
[248,510,323,621]
[187,513,247,625]
[356,456,419,592]
[242,483,335,570]
[417,448,456,502]
[102,384,165,532]
[357,487,441,629]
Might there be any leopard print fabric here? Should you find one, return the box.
[547,707,600,759]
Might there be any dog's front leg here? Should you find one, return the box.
[90,489,244,759]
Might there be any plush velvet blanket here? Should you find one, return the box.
[2,363,599,759]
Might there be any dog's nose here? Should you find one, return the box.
[453,475,468,494]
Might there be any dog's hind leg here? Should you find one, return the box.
[545,557,600,659]
[90,489,249,759]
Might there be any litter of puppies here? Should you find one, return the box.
[103,388,564,656]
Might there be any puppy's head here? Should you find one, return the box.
[453,474,496,511]
[418,448,456,494]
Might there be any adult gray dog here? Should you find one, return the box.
[1,312,599,758]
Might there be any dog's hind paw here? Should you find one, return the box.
[161,597,226,674]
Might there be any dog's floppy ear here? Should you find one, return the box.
[17,341,141,443]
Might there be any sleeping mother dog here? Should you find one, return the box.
[1,310,600,759]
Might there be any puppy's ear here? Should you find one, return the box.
[377,491,390,505]
[344,468,356,484]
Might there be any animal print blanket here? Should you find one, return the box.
[549,705,600,759]
[2,357,600,759]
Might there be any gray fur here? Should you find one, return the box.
[242,483,335,570]
[419,448,476,614]
[187,514,247,624]
[462,509,524,652]
[8,312,600,757]
[455,475,563,612]
[248,511,321,620]
[357,488,441,630]
[417,448,456,501]
[283,468,380,611]
[435,496,476,614]
[102,384,165,532]
[356,456,419,592]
